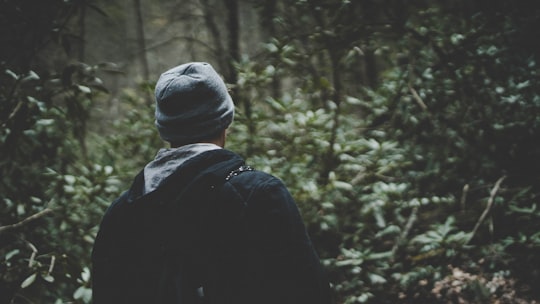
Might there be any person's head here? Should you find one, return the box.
[154,62,234,147]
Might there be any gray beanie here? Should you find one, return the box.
[154,62,235,144]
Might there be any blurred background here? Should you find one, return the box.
[1,0,539,303]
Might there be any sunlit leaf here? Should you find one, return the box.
[21,273,37,288]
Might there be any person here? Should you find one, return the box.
[91,62,331,304]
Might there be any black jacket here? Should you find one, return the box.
[92,149,331,304]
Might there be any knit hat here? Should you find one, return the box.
[154,62,235,144]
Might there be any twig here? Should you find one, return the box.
[460,184,469,211]
[26,240,38,268]
[408,85,429,112]
[466,176,506,245]
[392,206,419,259]
[1,99,25,128]
[0,208,53,235]
[48,255,56,274]
[350,171,366,185]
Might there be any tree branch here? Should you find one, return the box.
[466,176,506,245]
[460,184,469,211]
[1,99,24,128]
[409,85,429,112]
[1,73,24,128]
[0,208,53,235]
[392,206,418,259]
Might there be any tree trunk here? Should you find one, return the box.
[259,0,281,97]
[224,0,240,76]
[223,0,255,156]
[78,2,86,61]
[201,0,227,74]
[133,0,150,81]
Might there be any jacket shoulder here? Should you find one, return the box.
[222,169,286,201]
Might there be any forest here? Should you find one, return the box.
[1,0,539,303]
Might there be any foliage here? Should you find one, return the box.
[92,85,163,185]
[0,1,117,303]
[0,61,118,302]
[1,0,539,303]
[232,1,540,303]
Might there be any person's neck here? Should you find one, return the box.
[207,137,225,148]
[171,139,224,149]
[170,130,226,149]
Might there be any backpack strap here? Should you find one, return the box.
[225,165,253,181]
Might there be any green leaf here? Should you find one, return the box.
[22,70,40,82]
[77,85,92,94]
[5,69,18,80]
[333,180,353,191]
[21,273,37,288]
[73,286,92,302]
[368,273,387,284]
[5,249,20,261]
[64,175,76,184]
[508,203,537,215]
[42,274,55,283]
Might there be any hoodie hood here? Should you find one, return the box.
[143,143,221,194]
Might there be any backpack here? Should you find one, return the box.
[92,151,249,304]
